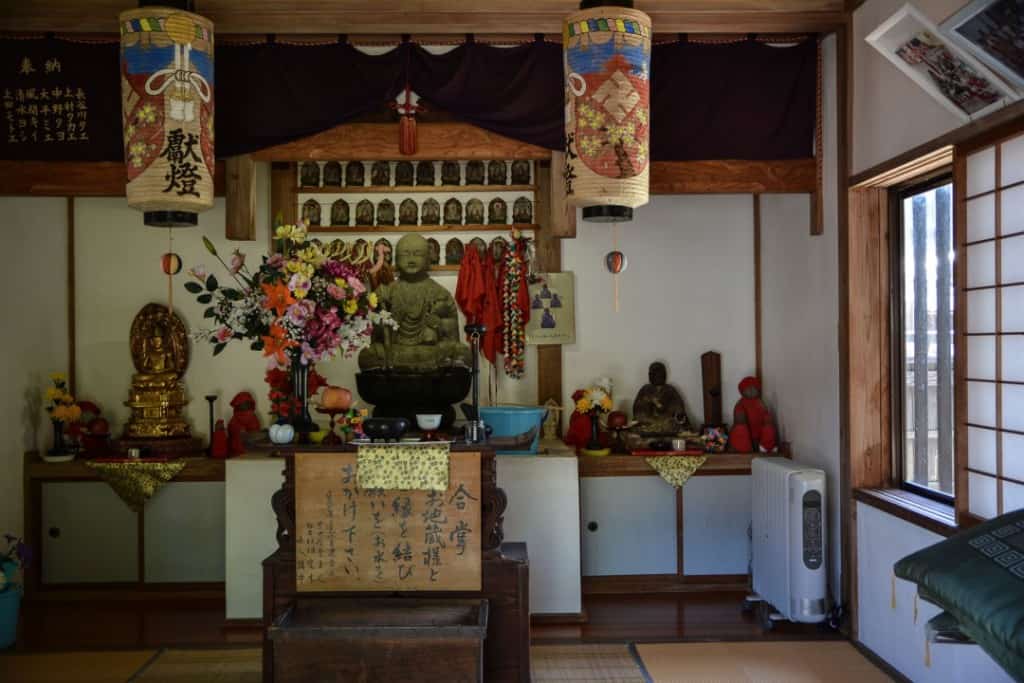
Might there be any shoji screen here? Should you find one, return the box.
[961,132,1024,519]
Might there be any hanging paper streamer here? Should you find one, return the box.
[120,7,215,227]
[563,5,652,221]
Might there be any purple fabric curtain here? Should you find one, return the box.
[650,39,817,160]
[0,36,816,162]
[408,39,565,153]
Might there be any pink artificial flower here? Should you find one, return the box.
[285,301,313,327]
[214,327,233,343]
[327,283,345,300]
[288,273,312,295]
[346,275,366,295]
[266,253,285,269]
[229,249,246,274]
[189,265,208,282]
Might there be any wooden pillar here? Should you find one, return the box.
[269,162,297,250]
[548,151,576,238]
[225,154,256,241]
[534,157,564,433]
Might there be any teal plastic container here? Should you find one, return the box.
[0,585,21,649]
[479,406,546,455]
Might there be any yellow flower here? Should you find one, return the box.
[67,404,82,421]
[575,397,592,414]
[49,372,66,383]
[274,223,308,244]
[297,245,325,266]
[344,299,358,315]
[60,392,75,405]
[293,287,308,299]
[45,387,61,402]
[368,292,378,308]
[600,396,613,412]
[52,405,68,421]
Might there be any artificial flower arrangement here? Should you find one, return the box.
[45,373,80,425]
[186,222,393,365]
[0,534,29,593]
[574,385,613,417]
[44,372,81,455]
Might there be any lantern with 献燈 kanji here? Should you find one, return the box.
[563,1,651,223]
[119,4,214,227]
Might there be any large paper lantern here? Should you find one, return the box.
[563,1,651,223]
[120,6,214,227]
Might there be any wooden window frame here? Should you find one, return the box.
[888,171,956,505]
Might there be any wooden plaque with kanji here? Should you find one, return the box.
[294,451,482,592]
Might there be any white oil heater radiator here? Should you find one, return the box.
[746,457,828,628]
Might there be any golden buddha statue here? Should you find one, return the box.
[123,303,192,440]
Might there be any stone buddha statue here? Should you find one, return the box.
[123,303,192,440]
[632,361,691,436]
[359,233,472,373]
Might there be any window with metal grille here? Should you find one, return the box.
[893,177,955,501]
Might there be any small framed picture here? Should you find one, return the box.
[942,0,1024,91]
[867,3,1016,121]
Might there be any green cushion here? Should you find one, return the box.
[894,509,1024,681]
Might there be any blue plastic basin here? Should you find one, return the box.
[479,406,546,455]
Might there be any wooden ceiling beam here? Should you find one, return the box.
[0,1,845,35]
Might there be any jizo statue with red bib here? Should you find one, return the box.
[728,377,779,454]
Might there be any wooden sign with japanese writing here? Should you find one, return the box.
[294,451,482,592]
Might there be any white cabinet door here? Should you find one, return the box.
[497,456,581,615]
[225,458,284,619]
[42,482,138,583]
[144,482,226,582]
[683,475,751,576]
[581,476,676,576]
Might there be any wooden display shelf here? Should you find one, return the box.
[24,452,225,482]
[297,184,537,194]
[578,452,768,478]
[307,223,539,234]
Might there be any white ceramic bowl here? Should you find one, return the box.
[416,413,443,431]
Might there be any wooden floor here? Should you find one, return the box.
[14,590,836,651]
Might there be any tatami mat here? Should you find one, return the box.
[0,650,158,683]
[634,641,894,683]
[531,643,648,682]
[131,648,260,683]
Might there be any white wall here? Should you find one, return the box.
[760,34,843,599]
[0,197,69,540]
[562,194,757,420]
[857,502,1012,682]
[853,0,976,175]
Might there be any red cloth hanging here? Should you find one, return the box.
[455,246,485,324]
[481,251,503,364]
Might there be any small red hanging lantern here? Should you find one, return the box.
[161,252,182,275]
[605,250,627,274]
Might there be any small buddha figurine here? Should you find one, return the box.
[728,376,777,453]
[358,233,472,372]
[123,303,191,440]
[632,361,691,435]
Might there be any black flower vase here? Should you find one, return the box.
[290,359,316,439]
[49,421,65,455]
[586,414,602,451]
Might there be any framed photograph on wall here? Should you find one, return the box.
[866,3,1017,121]
[525,272,575,346]
[942,0,1024,91]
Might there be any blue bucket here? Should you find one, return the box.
[0,586,21,649]
[479,406,546,455]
